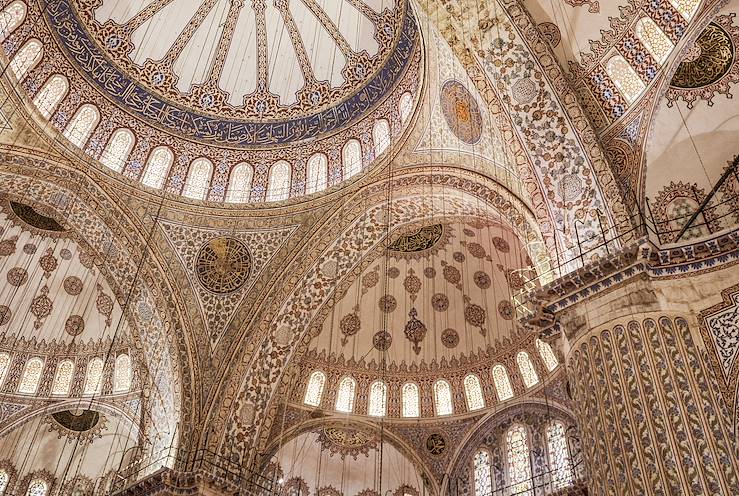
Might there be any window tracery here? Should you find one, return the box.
[373,119,391,157]
[18,357,43,394]
[536,339,559,372]
[306,153,328,194]
[10,39,42,81]
[605,55,646,104]
[464,374,485,411]
[303,370,326,407]
[335,376,356,413]
[32,75,68,119]
[63,104,99,148]
[51,360,74,395]
[635,17,674,65]
[669,0,700,20]
[434,379,453,416]
[226,163,253,202]
[399,92,413,124]
[182,158,213,200]
[342,139,362,179]
[266,160,291,202]
[368,380,387,417]
[0,1,26,42]
[0,352,9,386]
[473,449,493,496]
[546,421,573,490]
[0,469,8,494]
[517,351,540,388]
[141,147,174,189]
[492,364,514,401]
[114,353,131,392]
[100,128,134,172]
[402,382,419,418]
[26,479,48,496]
[506,425,533,496]
[83,357,103,395]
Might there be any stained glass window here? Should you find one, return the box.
[0,1,26,42]
[536,339,559,372]
[26,479,48,496]
[305,153,328,194]
[266,160,291,202]
[0,352,9,386]
[433,379,453,416]
[0,469,8,494]
[506,425,533,496]
[402,382,419,418]
[605,55,646,104]
[399,92,413,124]
[182,158,213,200]
[303,370,326,407]
[492,365,514,401]
[373,119,391,157]
[100,128,134,172]
[669,0,700,20]
[335,376,356,413]
[547,421,574,490]
[517,351,540,388]
[83,357,103,395]
[473,449,493,496]
[635,17,674,65]
[63,104,99,148]
[10,39,42,81]
[226,163,253,202]
[368,380,387,417]
[114,353,131,392]
[51,359,74,395]
[342,139,362,179]
[18,357,43,394]
[464,374,485,411]
[141,147,174,189]
[32,74,68,119]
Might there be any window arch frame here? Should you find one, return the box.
[634,17,674,65]
[226,162,253,203]
[17,357,44,395]
[505,424,533,495]
[368,380,388,417]
[546,420,574,490]
[100,127,135,173]
[605,54,646,104]
[492,364,514,401]
[463,373,485,411]
[32,74,68,119]
[669,0,700,20]
[402,382,420,418]
[0,467,10,495]
[335,376,356,413]
[25,476,50,496]
[342,139,362,180]
[114,353,131,393]
[372,118,391,157]
[516,351,540,388]
[0,1,27,42]
[83,357,103,396]
[433,379,453,416]
[536,339,559,372]
[303,370,326,407]
[63,104,99,149]
[0,352,10,387]
[51,359,74,396]
[305,153,328,194]
[141,146,174,189]
[399,91,414,125]
[10,38,42,82]
[266,160,291,202]
[472,448,494,496]
[182,157,213,200]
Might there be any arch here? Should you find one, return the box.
[335,376,356,413]
[546,420,574,490]
[83,357,103,395]
[0,1,27,42]
[266,160,291,202]
[182,158,213,200]
[226,162,253,203]
[305,153,328,194]
[51,360,74,396]
[399,91,413,124]
[10,38,42,81]
[635,17,674,65]
[506,424,533,495]
[492,365,514,401]
[63,104,99,149]
[473,448,493,496]
[433,379,453,416]
[32,74,68,119]
[141,146,174,189]
[605,55,646,104]
[0,468,9,494]
[114,353,131,393]
[100,128,134,173]
[464,374,485,411]
[303,370,326,407]
[25,478,48,496]
[517,351,539,388]
[373,119,391,157]
[669,0,700,20]
[401,382,419,418]
[368,380,387,417]
[17,357,43,394]
[536,339,558,372]
[342,139,362,179]
[0,352,9,386]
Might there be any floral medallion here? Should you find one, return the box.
[65,315,85,336]
[474,271,491,289]
[440,80,483,144]
[7,267,28,287]
[432,293,449,312]
[441,328,459,348]
[373,331,393,351]
[195,237,252,294]
[379,295,397,313]
[63,276,84,296]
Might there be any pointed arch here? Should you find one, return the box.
[25,478,49,496]
[51,359,74,396]
[141,146,174,189]
[368,380,388,417]
[373,119,391,157]
[605,55,646,104]
[536,339,559,372]
[433,379,453,416]
[402,382,419,418]
[266,160,291,202]
[18,357,44,394]
[83,357,103,395]
[305,153,328,194]
[635,17,674,65]
[63,104,99,148]
[0,1,27,42]
[492,364,514,401]
[182,158,213,200]
[32,74,68,119]
[303,370,326,407]
[100,128,135,172]
[226,162,253,202]
[399,91,414,124]
[10,38,42,81]
[517,351,539,388]
[342,139,362,179]
[506,424,533,495]
[114,353,131,393]
[335,376,356,413]
[464,374,485,411]
[0,468,9,494]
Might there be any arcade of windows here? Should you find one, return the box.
[0,470,50,496]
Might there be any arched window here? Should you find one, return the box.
[0,352,10,386]
[18,357,43,394]
[402,382,419,418]
[335,376,356,413]
[368,380,387,417]
[373,119,391,157]
[141,147,174,189]
[464,374,485,411]
[517,351,539,388]
[305,153,328,194]
[100,128,134,172]
[266,160,291,202]
[536,339,559,372]
[63,104,99,148]
[605,55,646,104]
[114,353,131,392]
[51,359,74,395]
[83,357,103,395]
[473,449,493,496]
[635,17,674,65]
[492,365,514,401]
[506,425,533,495]
[547,421,574,490]
[0,1,27,42]
[669,0,700,20]
[342,139,362,179]
[26,479,48,496]
[182,158,213,200]
[10,39,42,81]
[399,92,413,124]
[433,379,453,416]
[303,370,326,407]
[32,74,68,119]
[0,469,9,494]
[226,163,253,202]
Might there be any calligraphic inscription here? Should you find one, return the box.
[388,224,445,253]
[671,23,734,89]
[426,433,447,456]
[195,237,252,294]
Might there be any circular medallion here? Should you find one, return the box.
[0,238,17,257]
[23,243,37,255]
[7,267,28,287]
[538,22,561,48]
[387,267,400,279]
[498,300,514,320]
[492,237,510,253]
[340,313,361,338]
[379,295,397,313]
[423,267,436,278]
[195,237,252,294]
[426,433,447,456]
[64,276,84,296]
[474,271,491,289]
[60,248,73,260]
[440,80,483,144]
[65,315,85,336]
[441,328,459,348]
[373,330,392,351]
[467,242,487,258]
[671,23,734,89]
[453,251,466,262]
[432,293,449,312]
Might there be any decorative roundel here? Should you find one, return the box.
[498,300,514,321]
[426,433,447,456]
[23,243,37,255]
[64,276,84,296]
[473,271,491,289]
[465,304,486,328]
[441,328,459,348]
[378,295,397,313]
[492,236,510,253]
[373,331,393,351]
[0,238,16,256]
[340,313,361,338]
[7,267,28,287]
[440,80,483,144]
[671,23,733,89]
[387,267,401,279]
[65,315,85,336]
[431,293,449,312]
[195,237,252,294]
